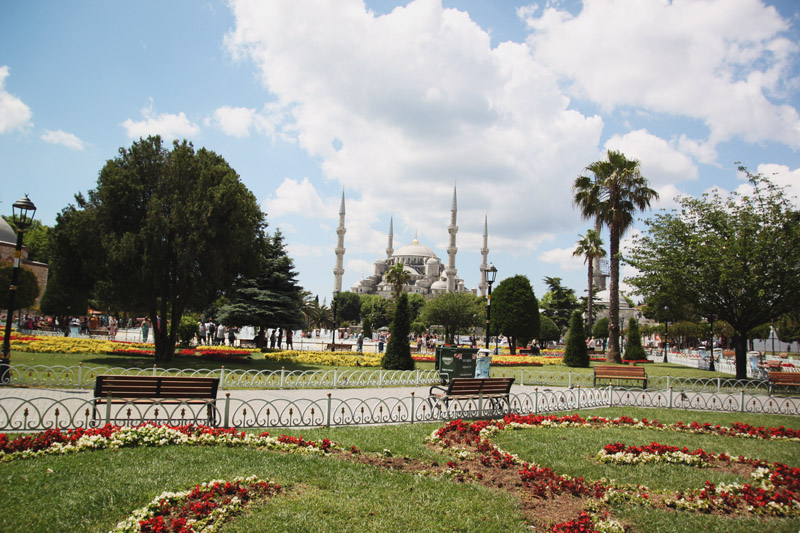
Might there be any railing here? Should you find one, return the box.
[2,364,442,390]
[1,386,797,431]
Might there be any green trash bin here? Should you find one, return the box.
[435,346,479,383]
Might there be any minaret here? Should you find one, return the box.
[445,184,458,292]
[478,214,489,297]
[333,190,346,294]
[386,215,394,260]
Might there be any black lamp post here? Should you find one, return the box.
[484,264,497,350]
[663,305,670,364]
[330,290,339,352]
[2,195,37,384]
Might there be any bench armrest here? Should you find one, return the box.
[429,384,448,396]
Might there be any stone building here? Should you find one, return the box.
[0,217,48,307]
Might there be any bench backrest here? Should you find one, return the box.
[769,371,800,383]
[94,375,219,399]
[447,377,515,395]
[594,365,646,377]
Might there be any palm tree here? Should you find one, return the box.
[385,262,410,299]
[573,150,658,363]
[573,229,606,335]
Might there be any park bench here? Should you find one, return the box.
[593,365,647,389]
[763,360,782,371]
[768,371,800,395]
[93,375,219,425]
[88,328,110,338]
[325,343,350,351]
[428,377,515,411]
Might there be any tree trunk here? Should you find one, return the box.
[606,224,622,363]
[587,262,594,334]
[509,336,517,355]
[733,333,747,380]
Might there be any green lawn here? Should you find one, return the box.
[0,408,797,532]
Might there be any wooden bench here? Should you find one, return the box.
[593,365,647,389]
[325,343,350,351]
[94,375,219,425]
[428,377,515,411]
[763,360,782,371]
[768,371,800,395]
[88,328,110,338]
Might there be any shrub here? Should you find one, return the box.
[623,317,647,360]
[178,316,199,347]
[382,293,414,370]
[563,310,589,367]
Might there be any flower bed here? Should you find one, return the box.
[263,349,382,367]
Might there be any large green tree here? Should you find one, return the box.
[49,136,264,361]
[382,292,414,370]
[360,294,393,330]
[572,229,605,333]
[332,291,362,324]
[0,264,40,312]
[420,292,483,345]
[538,316,560,346]
[540,276,579,334]
[217,230,305,335]
[626,169,800,378]
[491,275,540,354]
[574,149,658,363]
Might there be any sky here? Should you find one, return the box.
[1,0,799,305]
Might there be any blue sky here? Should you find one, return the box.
[2,0,799,305]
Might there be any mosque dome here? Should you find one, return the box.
[394,237,437,260]
[0,218,16,245]
[430,279,448,291]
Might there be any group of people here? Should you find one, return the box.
[197,321,239,347]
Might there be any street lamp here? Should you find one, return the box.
[330,290,339,352]
[2,195,37,383]
[484,264,497,350]
[663,305,670,364]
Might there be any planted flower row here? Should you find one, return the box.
[111,476,281,533]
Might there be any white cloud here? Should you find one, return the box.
[40,129,86,150]
[287,242,325,258]
[210,105,255,137]
[225,0,604,254]
[537,246,584,272]
[122,98,200,140]
[522,0,800,150]
[263,177,330,219]
[0,66,33,134]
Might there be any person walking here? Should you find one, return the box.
[215,323,226,346]
[141,319,150,343]
[357,331,364,353]
[228,326,237,347]
[269,329,276,349]
[285,330,293,349]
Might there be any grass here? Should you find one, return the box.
[0,408,797,532]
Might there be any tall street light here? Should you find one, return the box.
[330,290,339,352]
[2,195,37,384]
[484,264,497,350]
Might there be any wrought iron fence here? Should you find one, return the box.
[1,386,797,432]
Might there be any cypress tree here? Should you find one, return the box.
[382,293,414,370]
[623,317,647,361]
[563,310,590,367]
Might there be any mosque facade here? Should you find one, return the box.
[334,186,490,299]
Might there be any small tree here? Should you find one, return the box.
[382,292,414,370]
[362,316,373,339]
[592,317,609,351]
[538,316,560,346]
[178,315,199,347]
[623,318,647,361]
[563,310,589,367]
[491,275,540,354]
[0,264,40,312]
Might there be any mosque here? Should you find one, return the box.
[334,186,490,299]
[0,217,48,305]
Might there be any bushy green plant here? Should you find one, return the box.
[382,293,414,370]
[563,310,589,367]
[623,317,647,361]
[362,317,373,338]
[178,316,199,347]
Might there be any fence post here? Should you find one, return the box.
[416,369,420,386]
[740,390,745,413]
[669,387,673,409]
[521,368,524,387]
[379,368,383,388]
[608,385,613,408]
[576,386,581,410]
[105,394,112,425]
[334,367,338,389]
[534,387,538,414]
[78,363,83,389]
[326,393,332,429]
[568,372,572,389]
[219,366,225,391]
[717,377,721,393]
[153,364,157,377]
[410,391,415,424]
[280,367,285,390]
[224,393,230,428]
[666,375,670,391]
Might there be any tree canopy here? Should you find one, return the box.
[540,276,579,334]
[382,292,414,370]
[360,295,394,330]
[385,263,410,299]
[563,310,589,367]
[47,136,264,361]
[626,169,800,378]
[2,217,51,264]
[572,229,605,332]
[420,292,483,345]
[0,264,40,312]
[333,291,362,325]
[491,275,540,354]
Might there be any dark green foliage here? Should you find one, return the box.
[362,316,373,338]
[420,292,483,345]
[0,264,39,311]
[491,275,540,354]
[563,310,589,367]
[2,217,51,264]
[217,230,305,333]
[593,317,609,340]
[539,276,579,333]
[334,292,361,324]
[623,318,647,361]
[360,295,393,330]
[407,293,426,321]
[39,271,88,319]
[48,136,264,361]
[538,316,560,345]
[382,293,414,370]
[178,315,199,347]
[776,311,800,346]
